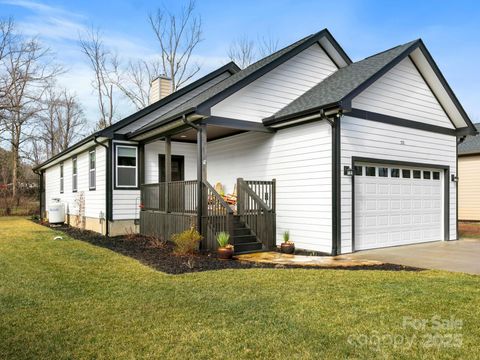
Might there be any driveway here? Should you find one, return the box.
[340,239,480,275]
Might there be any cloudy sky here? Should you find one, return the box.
[2,0,479,125]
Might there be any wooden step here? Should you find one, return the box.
[233,234,257,244]
[233,227,251,236]
[234,241,263,254]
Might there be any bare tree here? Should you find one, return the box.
[56,89,86,151]
[0,18,14,113]
[79,28,115,129]
[111,58,162,110]
[228,33,280,69]
[228,36,256,69]
[148,0,202,91]
[0,30,61,200]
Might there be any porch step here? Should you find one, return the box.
[234,241,263,254]
[233,227,251,236]
[232,234,257,244]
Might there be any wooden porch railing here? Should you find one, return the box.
[202,180,234,250]
[237,178,276,249]
[140,180,197,213]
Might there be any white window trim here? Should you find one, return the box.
[89,149,96,190]
[72,156,78,192]
[115,145,138,188]
[60,162,64,194]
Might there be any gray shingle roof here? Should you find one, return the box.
[459,124,480,155]
[129,31,322,135]
[266,40,418,123]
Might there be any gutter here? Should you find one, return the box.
[94,136,111,237]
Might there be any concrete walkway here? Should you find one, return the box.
[236,251,383,267]
[340,239,480,275]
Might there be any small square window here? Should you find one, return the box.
[391,168,400,178]
[402,169,411,178]
[433,171,440,180]
[423,171,431,180]
[378,167,388,177]
[354,166,363,176]
[413,170,421,179]
[366,167,376,176]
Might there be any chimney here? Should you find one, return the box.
[149,75,172,104]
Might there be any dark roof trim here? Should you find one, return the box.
[263,101,347,126]
[195,29,351,115]
[348,108,471,137]
[201,116,275,133]
[32,133,99,171]
[100,61,241,137]
[415,40,477,135]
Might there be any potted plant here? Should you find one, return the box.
[217,231,234,260]
[280,230,295,254]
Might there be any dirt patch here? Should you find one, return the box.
[35,221,422,274]
[459,222,480,238]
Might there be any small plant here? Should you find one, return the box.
[281,230,295,254]
[171,227,202,255]
[217,231,232,249]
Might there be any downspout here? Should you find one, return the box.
[323,109,342,256]
[94,136,110,237]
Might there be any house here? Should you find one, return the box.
[34,29,476,255]
[458,125,480,221]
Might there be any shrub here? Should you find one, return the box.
[216,232,230,248]
[171,227,202,255]
[283,230,290,243]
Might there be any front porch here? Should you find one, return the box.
[136,121,277,253]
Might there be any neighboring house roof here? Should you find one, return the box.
[459,124,480,155]
[127,29,352,139]
[33,62,240,171]
[264,39,476,136]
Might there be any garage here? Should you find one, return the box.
[354,162,445,251]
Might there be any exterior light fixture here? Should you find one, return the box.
[451,174,458,182]
[344,166,354,176]
[180,135,187,138]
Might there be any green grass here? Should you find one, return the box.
[1,217,479,359]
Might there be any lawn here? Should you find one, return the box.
[1,218,479,359]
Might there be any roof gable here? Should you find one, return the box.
[266,40,476,135]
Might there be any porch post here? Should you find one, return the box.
[165,136,171,213]
[197,124,207,240]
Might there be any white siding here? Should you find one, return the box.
[211,44,338,122]
[44,145,106,219]
[144,140,197,184]
[352,57,454,129]
[118,72,232,134]
[340,116,457,254]
[207,121,332,253]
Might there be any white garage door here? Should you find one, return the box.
[354,163,444,251]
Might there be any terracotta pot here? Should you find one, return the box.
[218,247,234,260]
[281,242,295,254]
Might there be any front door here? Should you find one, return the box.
[158,155,185,182]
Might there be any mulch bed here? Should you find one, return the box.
[459,222,480,238]
[35,221,422,274]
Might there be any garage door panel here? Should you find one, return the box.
[354,162,443,251]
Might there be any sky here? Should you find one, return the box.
[1,0,479,125]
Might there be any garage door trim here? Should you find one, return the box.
[351,156,450,251]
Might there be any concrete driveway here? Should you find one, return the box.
[340,239,480,275]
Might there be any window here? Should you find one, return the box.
[366,167,376,176]
[378,167,388,177]
[60,163,64,193]
[72,157,78,192]
[391,168,400,178]
[89,150,96,190]
[413,170,421,179]
[116,145,137,188]
[433,171,440,180]
[423,171,431,180]
[402,169,411,178]
[354,166,363,176]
